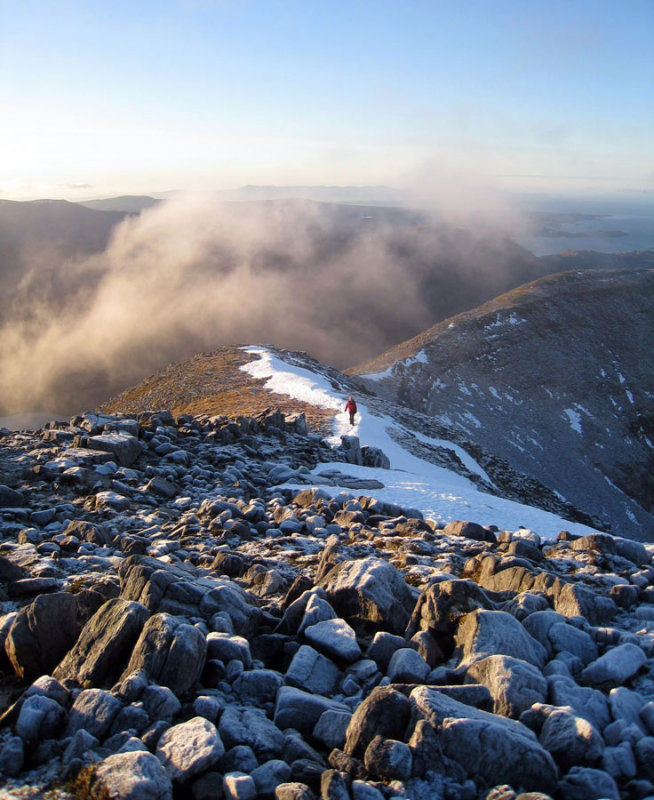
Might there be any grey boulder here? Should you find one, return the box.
[538,707,604,770]
[87,432,144,467]
[123,612,207,697]
[94,750,173,800]
[156,716,225,782]
[219,704,285,760]
[5,592,78,680]
[274,686,350,736]
[344,685,412,759]
[15,694,66,747]
[580,643,647,688]
[286,645,341,695]
[303,618,361,663]
[464,654,548,718]
[54,598,149,687]
[410,685,557,793]
[455,609,548,669]
[557,766,619,800]
[318,557,416,635]
[66,688,123,740]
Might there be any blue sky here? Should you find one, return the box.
[1,0,652,199]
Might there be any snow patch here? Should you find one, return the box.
[624,504,637,524]
[484,311,526,330]
[461,411,482,429]
[508,312,527,325]
[361,365,393,381]
[564,408,583,434]
[242,347,342,412]
[412,349,429,365]
[413,431,496,487]
[241,346,603,541]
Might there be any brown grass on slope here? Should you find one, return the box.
[99,346,336,435]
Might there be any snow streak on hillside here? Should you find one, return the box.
[241,347,599,541]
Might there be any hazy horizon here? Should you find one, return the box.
[1,0,652,202]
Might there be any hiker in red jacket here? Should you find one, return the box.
[345,396,357,426]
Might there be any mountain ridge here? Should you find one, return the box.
[351,267,654,540]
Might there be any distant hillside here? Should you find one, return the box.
[0,199,127,322]
[79,195,161,213]
[352,267,654,540]
[0,198,125,260]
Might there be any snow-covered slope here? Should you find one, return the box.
[350,267,654,542]
[242,346,602,541]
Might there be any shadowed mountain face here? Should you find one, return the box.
[352,267,654,541]
[0,199,128,323]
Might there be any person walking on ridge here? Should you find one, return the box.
[345,395,357,426]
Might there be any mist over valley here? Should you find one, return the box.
[2,191,652,420]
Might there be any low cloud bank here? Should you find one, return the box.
[0,191,536,415]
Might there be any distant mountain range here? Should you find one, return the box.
[79,195,162,213]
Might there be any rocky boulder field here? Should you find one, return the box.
[0,408,653,800]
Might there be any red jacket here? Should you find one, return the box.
[345,398,357,414]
